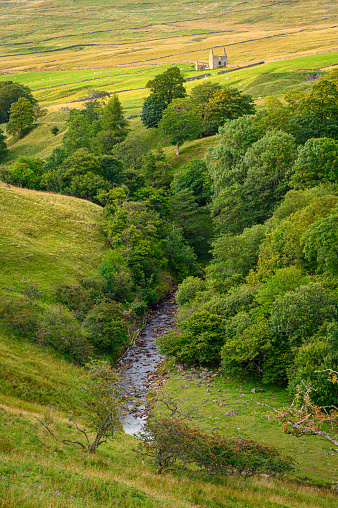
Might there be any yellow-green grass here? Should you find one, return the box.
[158,366,338,485]
[0,182,108,291]
[4,110,68,161]
[163,136,219,170]
[2,51,338,116]
[0,337,337,508]
[0,0,337,73]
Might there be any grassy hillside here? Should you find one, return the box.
[0,182,108,290]
[1,333,338,508]
[0,0,337,73]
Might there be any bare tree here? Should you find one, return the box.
[36,359,127,453]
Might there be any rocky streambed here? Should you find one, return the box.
[118,297,177,435]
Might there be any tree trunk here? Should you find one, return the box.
[176,142,180,156]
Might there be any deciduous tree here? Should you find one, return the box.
[158,99,201,155]
[7,97,35,138]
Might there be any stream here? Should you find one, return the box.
[118,297,177,435]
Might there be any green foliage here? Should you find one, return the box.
[139,415,295,477]
[0,290,39,337]
[146,66,186,106]
[203,87,255,134]
[54,283,95,320]
[175,276,205,307]
[255,96,295,135]
[206,116,263,197]
[36,304,92,364]
[83,299,128,358]
[208,224,266,284]
[257,191,338,272]
[0,129,8,162]
[242,130,297,225]
[98,251,134,301]
[291,137,338,189]
[141,148,172,189]
[158,310,224,365]
[62,109,92,153]
[190,81,222,135]
[0,81,37,122]
[163,226,197,282]
[302,206,338,275]
[95,94,129,154]
[41,148,111,200]
[141,94,167,128]
[158,98,201,155]
[7,97,35,138]
[270,283,337,346]
[8,156,44,189]
[51,125,59,136]
[172,159,211,206]
[254,266,307,314]
[210,183,247,236]
[169,187,213,257]
[287,332,338,406]
[221,316,273,377]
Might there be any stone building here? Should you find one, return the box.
[209,48,227,70]
[194,48,227,71]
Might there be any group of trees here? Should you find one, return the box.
[141,67,255,155]
[159,71,338,412]
[0,80,41,162]
[3,67,338,413]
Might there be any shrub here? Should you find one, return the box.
[54,284,93,320]
[157,310,224,365]
[138,416,295,477]
[83,299,128,359]
[270,283,337,346]
[36,305,92,364]
[176,276,205,307]
[0,290,40,337]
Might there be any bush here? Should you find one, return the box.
[176,276,205,307]
[0,290,40,336]
[83,299,128,359]
[138,416,295,477]
[270,283,337,346]
[36,304,92,364]
[157,310,224,365]
[54,284,93,320]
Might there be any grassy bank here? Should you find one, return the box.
[0,182,107,290]
[156,364,338,486]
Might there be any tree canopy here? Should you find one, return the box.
[146,66,186,106]
[158,98,201,155]
[7,97,35,138]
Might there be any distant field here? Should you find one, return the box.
[1,51,338,114]
[0,0,337,73]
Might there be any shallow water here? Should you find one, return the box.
[119,298,176,435]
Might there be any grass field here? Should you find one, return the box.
[1,331,338,508]
[0,182,108,291]
[0,0,337,73]
[157,365,338,486]
[1,51,338,111]
[3,50,338,162]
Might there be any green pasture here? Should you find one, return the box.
[0,182,108,291]
[158,365,338,485]
[1,52,337,112]
[0,328,337,507]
